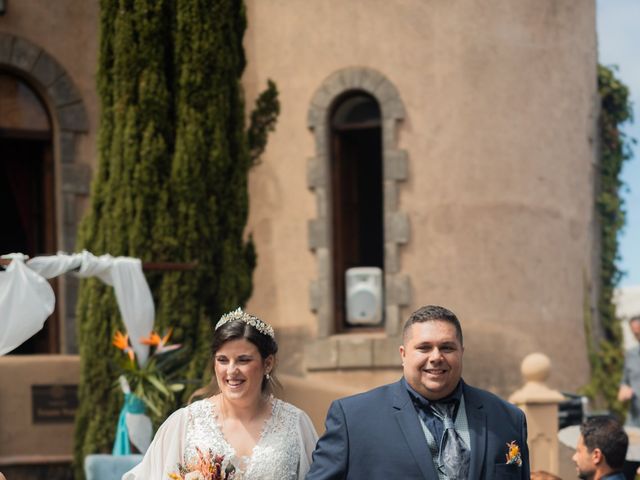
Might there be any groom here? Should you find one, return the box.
[307,305,530,480]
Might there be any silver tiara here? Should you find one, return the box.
[215,307,275,339]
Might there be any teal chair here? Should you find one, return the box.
[84,454,143,480]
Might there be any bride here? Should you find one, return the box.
[123,308,318,479]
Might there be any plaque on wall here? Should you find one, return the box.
[31,384,78,424]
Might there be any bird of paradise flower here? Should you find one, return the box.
[112,328,185,417]
[113,331,135,363]
[140,328,182,354]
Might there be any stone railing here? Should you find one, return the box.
[509,352,566,475]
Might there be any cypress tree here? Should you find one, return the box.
[73,0,173,477]
[73,1,278,476]
[154,0,256,394]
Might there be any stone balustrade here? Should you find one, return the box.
[509,352,566,475]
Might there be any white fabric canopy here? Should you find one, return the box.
[0,250,154,364]
[0,254,55,355]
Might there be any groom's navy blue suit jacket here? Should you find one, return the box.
[306,379,529,480]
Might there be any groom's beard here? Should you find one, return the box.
[576,469,595,480]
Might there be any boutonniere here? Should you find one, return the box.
[505,440,522,466]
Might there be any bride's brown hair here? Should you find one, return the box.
[189,315,280,402]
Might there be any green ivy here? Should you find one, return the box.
[582,65,635,418]
[247,79,280,166]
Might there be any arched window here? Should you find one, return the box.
[0,72,58,353]
[329,92,384,331]
[306,68,410,369]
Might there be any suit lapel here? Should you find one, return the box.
[464,384,487,480]
[391,381,438,479]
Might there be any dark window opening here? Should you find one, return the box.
[0,73,58,354]
[330,92,384,332]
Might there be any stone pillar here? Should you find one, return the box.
[509,353,566,474]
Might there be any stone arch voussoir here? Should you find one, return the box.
[0,32,91,352]
[305,67,411,369]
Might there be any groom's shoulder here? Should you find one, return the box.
[335,380,401,409]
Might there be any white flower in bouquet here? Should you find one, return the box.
[184,472,205,480]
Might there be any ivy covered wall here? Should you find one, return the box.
[583,65,634,417]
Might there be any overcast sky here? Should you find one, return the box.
[596,0,639,287]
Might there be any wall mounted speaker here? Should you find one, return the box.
[345,267,383,325]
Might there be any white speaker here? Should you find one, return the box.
[345,267,383,325]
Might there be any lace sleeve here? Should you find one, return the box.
[121,407,187,480]
[296,409,319,479]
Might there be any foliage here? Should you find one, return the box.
[74,0,279,477]
[112,330,186,420]
[582,65,635,418]
[153,0,256,400]
[73,0,174,476]
[248,79,280,165]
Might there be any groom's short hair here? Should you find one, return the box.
[402,305,463,346]
[580,416,628,470]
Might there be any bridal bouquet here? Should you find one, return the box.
[169,448,236,480]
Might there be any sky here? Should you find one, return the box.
[596,0,640,288]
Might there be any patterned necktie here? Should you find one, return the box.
[431,402,470,480]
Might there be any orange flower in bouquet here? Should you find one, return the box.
[169,448,236,480]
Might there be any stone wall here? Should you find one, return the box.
[0,0,598,398]
[243,0,597,396]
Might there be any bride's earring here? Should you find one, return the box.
[265,372,271,380]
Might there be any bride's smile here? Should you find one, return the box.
[214,338,273,402]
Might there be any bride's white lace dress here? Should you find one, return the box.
[122,397,318,479]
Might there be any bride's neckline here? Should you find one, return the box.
[208,395,278,464]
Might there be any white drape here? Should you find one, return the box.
[0,250,154,364]
[0,254,55,355]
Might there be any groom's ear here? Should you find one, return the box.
[399,344,406,361]
[591,447,604,466]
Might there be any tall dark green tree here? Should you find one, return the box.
[73,0,278,476]
[73,0,174,476]
[154,0,256,392]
